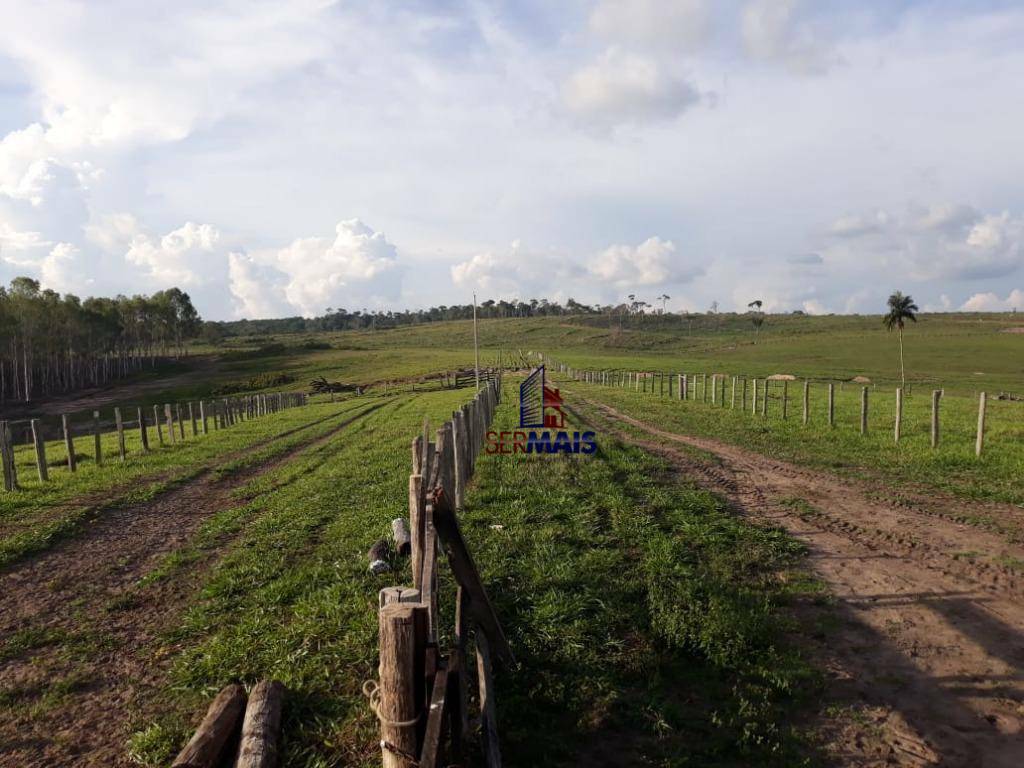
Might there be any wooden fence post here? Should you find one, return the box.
[762,379,769,416]
[894,388,903,442]
[154,404,165,445]
[177,404,185,441]
[931,390,941,448]
[189,403,198,437]
[742,378,747,410]
[377,602,427,768]
[93,410,102,465]
[115,407,126,461]
[752,379,758,414]
[802,381,809,425]
[702,373,708,403]
[976,392,987,457]
[860,387,868,435]
[477,632,502,768]
[828,383,835,427]
[138,407,149,453]
[0,421,17,491]
[165,404,176,444]
[63,414,78,470]
[31,419,48,482]
[782,381,789,420]
[731,376,737,409]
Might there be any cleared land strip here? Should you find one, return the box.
[0,399,389,767]
[578,395,1024,767]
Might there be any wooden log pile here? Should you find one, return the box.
[172,680,285,768]
[371,374,508,767]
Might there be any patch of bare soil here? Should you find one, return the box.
[1000,327,1024,334]
[583,397,1024,767]
[0,402,385,767]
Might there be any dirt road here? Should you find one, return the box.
[583,397,1024,767]
[0,401,385,767]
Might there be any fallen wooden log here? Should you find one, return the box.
[234,680,285,768]
[392,518,412,556]
[172,683,246,768]
[368,538,392,574]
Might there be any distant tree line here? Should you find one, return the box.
[206,297,607,339]
[0,277,200,404]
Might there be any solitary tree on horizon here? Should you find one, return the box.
[748,299,765,343]
[884,290,919,389]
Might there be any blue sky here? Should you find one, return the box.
[1,0,1022,319]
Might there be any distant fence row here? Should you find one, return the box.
[545,360,1019,458]
[369,375,510,768]
[0,391,308,492]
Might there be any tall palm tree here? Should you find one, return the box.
[884,291,919,389]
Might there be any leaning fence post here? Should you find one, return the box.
[93,410,103,465]
[860,387,869,435]
[894,388,903,442]
[976,391,987,457]
[377,602,427,768]
[63,414,78,470]
[31,419,48,482]
[115,407,126,461]
[0,421,17,490]
[931,390,941,448]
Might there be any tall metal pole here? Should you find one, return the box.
[473,293,480,390]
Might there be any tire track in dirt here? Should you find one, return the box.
[579,395,1024,767]
[0,398,393,767]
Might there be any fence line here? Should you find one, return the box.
[371,375,509,768]
[1,390,309,492]
[541,358,1007,459]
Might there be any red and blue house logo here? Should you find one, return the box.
[487,365,596,455]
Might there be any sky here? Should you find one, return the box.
[1,0,1023,320]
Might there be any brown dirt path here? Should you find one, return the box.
[581,396,1024,767]
[0,400,388,767]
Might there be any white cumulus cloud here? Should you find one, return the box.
[563,48,701,126]
[960,289,1024,312]
[124,222,221,287]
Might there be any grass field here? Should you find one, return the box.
[3,311,1023,766]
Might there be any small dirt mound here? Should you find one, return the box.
[851,375,872,383]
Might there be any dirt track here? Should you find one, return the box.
[0,401,385,767]
[582,397,1024,767]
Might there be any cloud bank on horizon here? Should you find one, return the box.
[1,0,1023,319]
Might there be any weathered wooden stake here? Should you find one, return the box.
[976,391,987,458]
[235,680,285,768]
[782,380,789,420]
[165,404,176,444]
[731,376,737,408]
[377,603,427,768]
[93,410,102,465]
[931,390,941,448]
[114,407,126,461]
[802,381,809,425]
[137,407,148,453]
[762,379,769,417]
[171,683,246,768]
[828,383,835,427]
[63,414,78,470]
[0,421,16,491]
[154,404,165,444]
[476,632,503,768]
[177,403,185,441]
[189,402,198,437]
[31,419,48,482]
[752,379,758,414]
